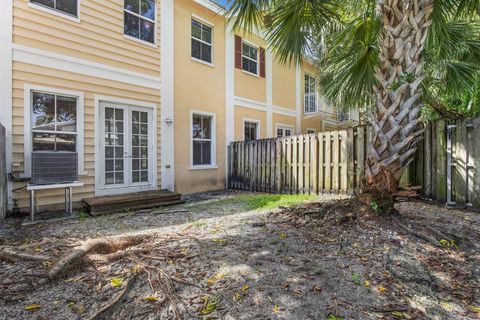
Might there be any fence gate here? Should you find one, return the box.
[228,126,366,195]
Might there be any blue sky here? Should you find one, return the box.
[214,0,233,9]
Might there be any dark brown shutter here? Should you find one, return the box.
[259,47,266,78]
[235,35,242,69]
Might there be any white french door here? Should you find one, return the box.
[97,102,155,195]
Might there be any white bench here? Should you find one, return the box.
[27,182,84,222]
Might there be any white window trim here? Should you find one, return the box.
[94,95,158,196]
[189,110,216,170]
[23,84,85,178]
[123,1,157,46]
[242,118,260,141]
[241,40,259,76]
[191,15,214,66]
[28,0,81,23]
[275,123,295,137]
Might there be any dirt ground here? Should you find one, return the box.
[0,191,479,320]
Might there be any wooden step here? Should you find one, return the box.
[83,190,184,215]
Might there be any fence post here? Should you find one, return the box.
[318,132,324,194]
[356,126,365,194]
[298,135,304,194]
[454,120,467,207]
[324,132,331,193]
[434,120,447,203]
[346,127,355,194]
[472,118,480,208]
[424,123,432,199]
[332,131,340,193]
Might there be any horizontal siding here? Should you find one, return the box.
[12,61,161,211]
[13,0,160,77]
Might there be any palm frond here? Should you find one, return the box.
[315,13,380,109]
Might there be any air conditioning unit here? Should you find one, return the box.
[31,152,78,185]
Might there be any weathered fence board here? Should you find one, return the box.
[228,126,365,195]
[230,118,480,210]
[0,124,6,224]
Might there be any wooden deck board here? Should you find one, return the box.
[83,190,184,215]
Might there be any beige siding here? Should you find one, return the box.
[12,61,161,211]
[13,0,160,76]
[272,61,296,110]
[234,107,267,140]
[173,0,226,195]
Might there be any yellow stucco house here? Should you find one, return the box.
[0,0,358,213]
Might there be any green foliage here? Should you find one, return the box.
[370,201,380,214]
[439,239,458,249]
[327,315,345,320]
[226,0,480,119]
[78,211,90,221]
[351,272,362,285]
[235,194,317,211]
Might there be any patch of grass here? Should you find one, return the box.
[234,194,317,211]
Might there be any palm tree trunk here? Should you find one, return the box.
[366,0,433,196]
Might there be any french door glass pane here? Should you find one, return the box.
[131,111,149,183]
[104,107,124,185]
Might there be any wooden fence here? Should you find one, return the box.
[0,123,6,224]
[228,126,366,195]
[403,118,480,209]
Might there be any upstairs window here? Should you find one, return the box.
[30,0,78,18]
[304,74,317,113]
[124,0,156,44]
[242,41,258,75]
[191,19,213,64]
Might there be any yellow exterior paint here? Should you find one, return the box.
[272,60,296,110]
[173,0,226,194]
[13,0,161,76]
[273,113,296,132]
[234,106,267,140]
[5,0,357,211]
[12,61,161,211]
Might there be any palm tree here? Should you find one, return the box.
[226,0,480,205]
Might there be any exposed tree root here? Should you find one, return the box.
[41,235,150,283]
[395,224,441,247]
[0,248,50,263]
[89,248,149,264]
[87,275,136,320]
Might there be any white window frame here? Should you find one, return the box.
[243,118,260,141]
[304,73,317,113]
[275,124,295,137]
[28,0,81,23]
[94,95,158,196]
[123,0,157,47]
[23,84,85,178]
[191,14,214,67]
[241,40,259,77]
[190,110,217,170]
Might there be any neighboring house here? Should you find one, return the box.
[0,0,358,212]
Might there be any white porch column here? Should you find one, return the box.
[160,0,175,191]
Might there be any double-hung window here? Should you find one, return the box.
[244,121,258,141]
[191,19,213,64]
[31,91,78,152]
[192,113,215,167]
[242,41,258,75]
[30,0,78,18]
[124,0,156,44]
[304,74,317,113]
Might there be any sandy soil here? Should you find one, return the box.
[0,191,478,320]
